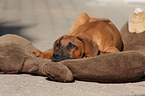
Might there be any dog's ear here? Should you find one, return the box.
[77,36,99,57]
[69,13,90,35]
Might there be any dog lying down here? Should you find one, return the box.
[0,34,145,83]
[33,13,123,62]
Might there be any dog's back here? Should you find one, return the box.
[69,20,123,53]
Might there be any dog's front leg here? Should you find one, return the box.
[33,50,53,59]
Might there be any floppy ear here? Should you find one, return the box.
[68,13,90,35]
[77,36,99,57]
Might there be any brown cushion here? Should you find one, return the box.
[120,22,145,54]
[0,34,145,83]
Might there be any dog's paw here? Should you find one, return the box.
[32,50,45,58]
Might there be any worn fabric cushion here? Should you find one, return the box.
[0,34,37,55]
[0,43,73,82]
[62,51,145,82]
[120,22,145,54]
[0,34,145,83]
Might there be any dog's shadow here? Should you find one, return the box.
[63,76,145,84]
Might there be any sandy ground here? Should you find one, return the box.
[0,0,145,96]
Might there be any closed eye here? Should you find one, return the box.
[67,42,78,49]
[56,43,61,48]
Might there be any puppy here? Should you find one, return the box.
[33,13,123,62]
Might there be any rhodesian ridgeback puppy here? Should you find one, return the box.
[33,13,123,62]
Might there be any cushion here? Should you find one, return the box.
[0,34,145,83]
[120,22,145,54]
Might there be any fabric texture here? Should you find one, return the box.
[0,33,145,83]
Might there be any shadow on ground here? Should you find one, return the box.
[0,21,33,41]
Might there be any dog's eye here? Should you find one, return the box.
[67,42,78,49]
[56,43,61,48]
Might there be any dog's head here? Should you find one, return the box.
[52,35,99,62]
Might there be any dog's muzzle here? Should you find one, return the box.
[52,50,69,62]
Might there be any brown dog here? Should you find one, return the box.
[33,13,123,62]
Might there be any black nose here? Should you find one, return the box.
[53,52,61,59]
[52,50,69,62]
[52,50,63,62]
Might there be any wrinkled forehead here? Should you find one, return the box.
[60,35,81,45]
